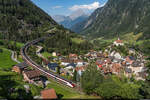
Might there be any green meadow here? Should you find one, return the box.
[0,47,17,69]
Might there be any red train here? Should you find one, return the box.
[21,37,76,88]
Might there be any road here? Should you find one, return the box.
[36,46,74,76]
[9,50,20,63]
[20,36,78,88]
[36,46,45,59]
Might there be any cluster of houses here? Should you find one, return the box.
[10,37,148,99]
[95,52,147,80]
[40,38,147,81]
[12,62,57,99]
[42,53,88,78]
[12,62,42,84]
[93,38,147,80]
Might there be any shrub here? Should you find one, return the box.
[0,49,3,53]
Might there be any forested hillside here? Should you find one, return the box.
[0,0,93,54]
[43,28,93,55]
[74,0,150,39]
[0,0,57,42]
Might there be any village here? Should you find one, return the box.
[39,38,147,81]
[11,37,148,99]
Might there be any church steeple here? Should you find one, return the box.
[117,33,120,40]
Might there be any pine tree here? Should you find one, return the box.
[73,70,77,82]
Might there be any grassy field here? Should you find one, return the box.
[0,47,17,69]
[0,39,24,48]
[14,41,24,48]
[0,70,24,84]
[121,32,143,44]
[92,32,143,44]
[0,69,43,98]
[46,79,100,99]
[41,52,52,59]
[90,32,145,49]
[0,46,99,99]
[0,47,42,98]
[17,55,24,62]
[91,37,117,49]
[91,37,116,43]
[71,38,85,44]
[135,39,150,45]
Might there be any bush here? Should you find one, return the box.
[81,65,143,99]
[0,49,3,53]
[0,41,3,45]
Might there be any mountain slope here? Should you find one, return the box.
[0,0,93,55]
[0,0,57,42]
[75,0,150,39]
[71,8,102,33]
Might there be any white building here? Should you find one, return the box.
[52,52,57,56]
[113,38,124,46]
[76,61,84,67]
[129,48,136,54]
[61,62,70,66]
[114,52,122,59]
[110,51,116,56]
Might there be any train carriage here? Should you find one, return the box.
[21,37,76,88]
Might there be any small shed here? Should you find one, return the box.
[12,62,28,74]
[41,89,57,99]
[48,63,58,71]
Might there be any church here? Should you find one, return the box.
[113,38,124,46]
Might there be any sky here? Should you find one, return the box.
[31,0,108,16]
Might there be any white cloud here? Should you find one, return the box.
[52,6,63,9]
[69,2,103,11]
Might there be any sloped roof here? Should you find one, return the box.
[132,61,141,67]
[115,40,123,43]
[41,89,57,99]
[69,54,78,57]
[24,70,40,79]
[75,66,87,71]
[15,62,28,69]
[48,63,58,68]
[125,68,132,73]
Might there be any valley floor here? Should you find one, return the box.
[0,47,17,69]
[0,46,99,99]
[46,79,100,99]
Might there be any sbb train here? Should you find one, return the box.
[21,37,75,88]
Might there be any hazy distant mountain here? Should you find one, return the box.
[73,0,150,39]
[52,15,70,23]
[52,9,89,29]
[71,7,102,33]
[69,9,87,20]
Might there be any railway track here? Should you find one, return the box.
[20,35,77,88]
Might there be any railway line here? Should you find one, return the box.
[20,35,76,88]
